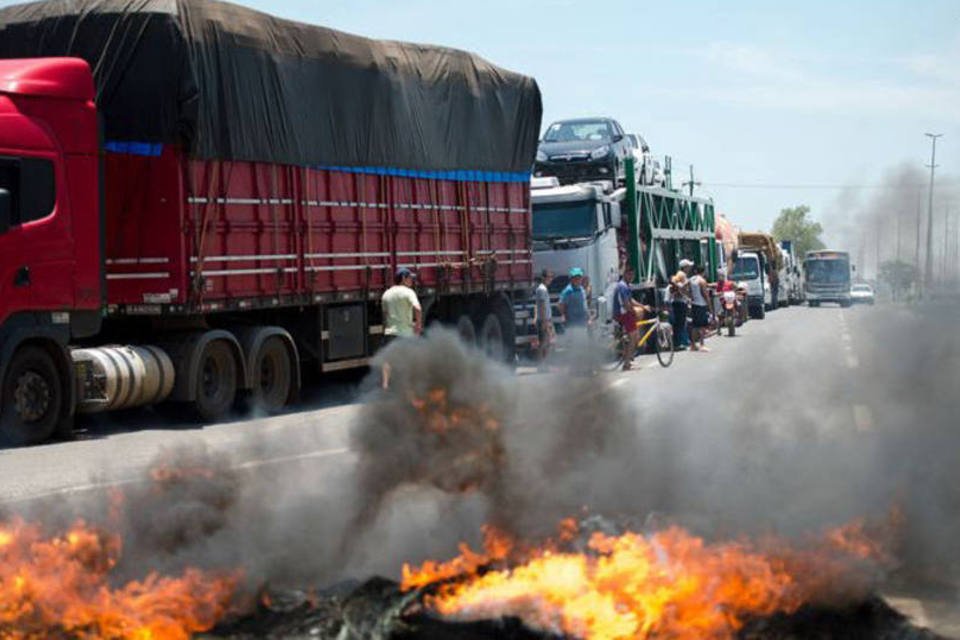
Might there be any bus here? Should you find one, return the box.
[803,250,853,307]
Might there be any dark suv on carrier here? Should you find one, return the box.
[534,117,632,185]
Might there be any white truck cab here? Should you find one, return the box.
[531,178,624,323]
[731,250,771,319]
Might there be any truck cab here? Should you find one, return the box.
[730,250,771,319]
[530,178,623,324]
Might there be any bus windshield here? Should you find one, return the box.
[805,259,850,284]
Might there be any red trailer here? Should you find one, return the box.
[0,0,541,444]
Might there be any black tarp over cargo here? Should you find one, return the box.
[0,0,542,175]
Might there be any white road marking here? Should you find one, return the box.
[841,333,852,343]
[853,404,873,432]
[846,355,860,369]
[610,377,629,387]
[2,446,351,504]
[263,406,355,432]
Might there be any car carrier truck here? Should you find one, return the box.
[0,0,542,445]
[530,160,718,324]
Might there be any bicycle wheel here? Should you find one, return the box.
[655,322,674,367]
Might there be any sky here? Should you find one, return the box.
[2,0,958,248]
[210,0,958,244]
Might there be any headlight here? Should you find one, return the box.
[536,150,547,162]
[590,145,610,160]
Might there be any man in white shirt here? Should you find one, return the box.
[380,268,422,388]
[534,269,554,370]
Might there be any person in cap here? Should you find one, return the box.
[670,259,694,349]
[380,268,422,389]
[558,267,590,329]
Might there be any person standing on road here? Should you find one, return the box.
[613,265,649,371]
[689,264,711,352]
[670,259,693,349]
[768,261,780,309]
[380,268,422,388]
[559,267,590,329]
[534,269,554,371]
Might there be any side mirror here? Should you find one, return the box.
[612,134,624,143]
[0,188,11,235]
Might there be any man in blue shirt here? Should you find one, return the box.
[612,266,649,370]
[559,267,589,328]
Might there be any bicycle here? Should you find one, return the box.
[598,308,674,370]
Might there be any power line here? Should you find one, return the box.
[701,182,935,190]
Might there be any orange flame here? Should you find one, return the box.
[0,517,237,639]
[402,519,892,640]
[0,494,239,640]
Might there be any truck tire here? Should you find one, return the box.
[475,296,516,364]
[0,346,63,446]
[477,313,504,361]
[249,336,293,414]
[192,340,238,422]
[456,314,476,346]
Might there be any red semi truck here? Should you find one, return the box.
[0,0,542,445]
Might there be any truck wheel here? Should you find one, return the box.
[477,313,505,362]
[249,336,292,414]
[456,314,476,346]
[0,346,62,446]
[192,340,238,422]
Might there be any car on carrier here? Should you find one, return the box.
[534,117,632,185]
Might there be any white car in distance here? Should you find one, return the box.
[850,283,875,305]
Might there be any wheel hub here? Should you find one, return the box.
[260,357,275,391]
[202,359,221,398]
[13,371,51,423]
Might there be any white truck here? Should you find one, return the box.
[779,240,804,305]
[530,177,624,324]
[730,250,772,319]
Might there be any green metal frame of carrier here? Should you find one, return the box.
[624,157,717,287]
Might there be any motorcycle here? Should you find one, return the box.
[719,289,740,337]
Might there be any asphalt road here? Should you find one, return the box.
[1,301,958,636]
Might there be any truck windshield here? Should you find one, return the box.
[731,256,760,280]
[532,201,596,240]
[805,259,849,284]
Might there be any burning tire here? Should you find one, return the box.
[0,346,63,446]
[192,340,238,422]
[249,336,293,414]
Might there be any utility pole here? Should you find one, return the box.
[944,205,951,282]
[682,164,700,197]
[896,208,902,262]
[914,193,922,298]
[924,133,942,297]
[875,218,882,282]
